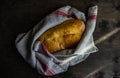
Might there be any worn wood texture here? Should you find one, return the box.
[0,0,120,78]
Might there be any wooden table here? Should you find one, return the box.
[1,0,120,78]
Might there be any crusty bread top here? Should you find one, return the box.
[37,19,85,53]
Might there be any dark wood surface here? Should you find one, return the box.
[1,0,120,78]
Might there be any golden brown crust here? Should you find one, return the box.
[37,19,85,53]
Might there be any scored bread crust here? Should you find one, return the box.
[37,19,85,53]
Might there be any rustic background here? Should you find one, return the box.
[0,0,120,78]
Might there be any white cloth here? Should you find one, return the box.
[15,5,98,76]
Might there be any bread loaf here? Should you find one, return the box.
[37,19,85,53]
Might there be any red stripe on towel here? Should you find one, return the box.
[88,15,97,20]
[41,43,50,57]
[36,54,55,76]
[52,10,71,17]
